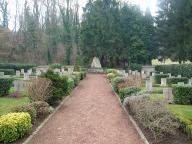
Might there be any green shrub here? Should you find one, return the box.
[72,72,81,86]
[50,63,62,69]
[67,77,75,94]
[154,74,169,84]
[119,87,141,103]
[30,101,50,119]
[12,105,37,123]
[0,69,15,75]
[0,63,36,71]
[42,70,68,106]
[129,63,142,71]
[0,78,13,97]
[112,76,125,92]
[106,69,118,74]
[167,77,188,86]
[74,56,81,72]
[172,85,192,105]
[156,64,192,78]
[107,73,115,80]
[80,71,86,80]
[0,112,32,143]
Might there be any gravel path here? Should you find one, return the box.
[28,74,143,144]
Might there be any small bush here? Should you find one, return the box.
[127,99,179,142]
[67,77,75,94]
[28,78,52,102]
[172,85,192,104]
[167,77,188,86]
[129,63,142,71]
[0,78,13,97]
[107,73,115,80]
[112,76,125,92]
[106,69,118,74]
[42,70,68,106]
[12,105,37,123]
[0,69,15,75]
[0,112,32,143]
[72,72,81,85]
[30,101,50,119]
[154,74,169,84]
[119,87,141,103]
[80,71,86,80]
[74,56,81,72]
[50,63,62,69]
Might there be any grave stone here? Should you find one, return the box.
[24,73,29,80]
[160,72,163,74]
[177,82,185,85]
[161,78,167,87]
[189,79,192,86]
[132,71,136,75]
[27,69,32,75]
[168,73,171,77]
[68,67,73,73]
[0,72,4,77]
[21,69,25,74]
[141,66,155,77]
[129,70,132,74]
[146,81,153,91]
[177,75,182,78]
[163,87,173,103]
[36,70,41,76]
[54,68,60,73]
[14,80,23,92]
[152,73,155,76]
[16,70,20,77]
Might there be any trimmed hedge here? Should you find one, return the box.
[129,63,142,72]
[0,112,32,143]
[112,76,125,92]
[106,69,118,74]
[107,73,115,80]
[50,63,62,69]
[155,64,192,78]
[67,77,75,94]
[172,85,192,104]
[119,87,141,103]
[80,71,86,80]
[154,74,169,84]
[167,77,188,86]
[0,63,36,71]
[0,78,13,97]
[0,69,15,75]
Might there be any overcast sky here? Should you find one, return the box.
[7,0,157,29]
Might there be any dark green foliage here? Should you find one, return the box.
[12,104,37,123]
[0,63,36,71]
[42,70,68,106]
[67,78,75,94]
[154,74,169,84]
[167,77,189,86]
[112,76,125,92]
[172,85,192,105]
[0,78,13,96]
[129,64,142,72]
[0,69,15,75]
[50,63,62,69]
[80,0,157,68]
[156,64,192,78]
[119,87,141,103]
[80,71,86,80]
[71,72,81,86]
[74,56,81,72]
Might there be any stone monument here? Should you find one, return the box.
[89,57,103,73]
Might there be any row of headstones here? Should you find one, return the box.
[13,80,32,92]
[53,67,73,74]
[117,70,146,78]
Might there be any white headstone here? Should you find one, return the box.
[27,69,32,75]
[189,79,192,86]
[132,71,136,75]
[16,71,21,77]
[24,73,29,80]
[129,70,132,74]
[0,72,4,77]
[68,68,73,73]
[146,81,153,91]
[152,73,155,76]
[36,70,41,76]
[14,80,23,92]
[21,69,25,74]
[177,75,182,78]
[177,82,184,85]
[54,68,60,73]
[168,73,171,77]
[160,72,163,74]
[163,87,173,103]
[161,78,167,86]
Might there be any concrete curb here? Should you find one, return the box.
[22,86,78,144]
[107,78,149,144]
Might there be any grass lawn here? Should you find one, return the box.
[149,93,164,101]
[0,97,29,115]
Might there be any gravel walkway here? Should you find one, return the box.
[28,74,143,144]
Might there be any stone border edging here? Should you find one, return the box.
[22,86,78,144]
[107,78,149,144]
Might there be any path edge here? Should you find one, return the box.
[22,87,77,144]
[107,78,149,144]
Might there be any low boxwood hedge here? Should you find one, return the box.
[119,87,141,103]
[154,74,169,84]
[0,112,32,143]
[0,69,15,75]
[167,77,188,86]
[0,63,36,71]
[112,76,125,92]
[172,85,192,104]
